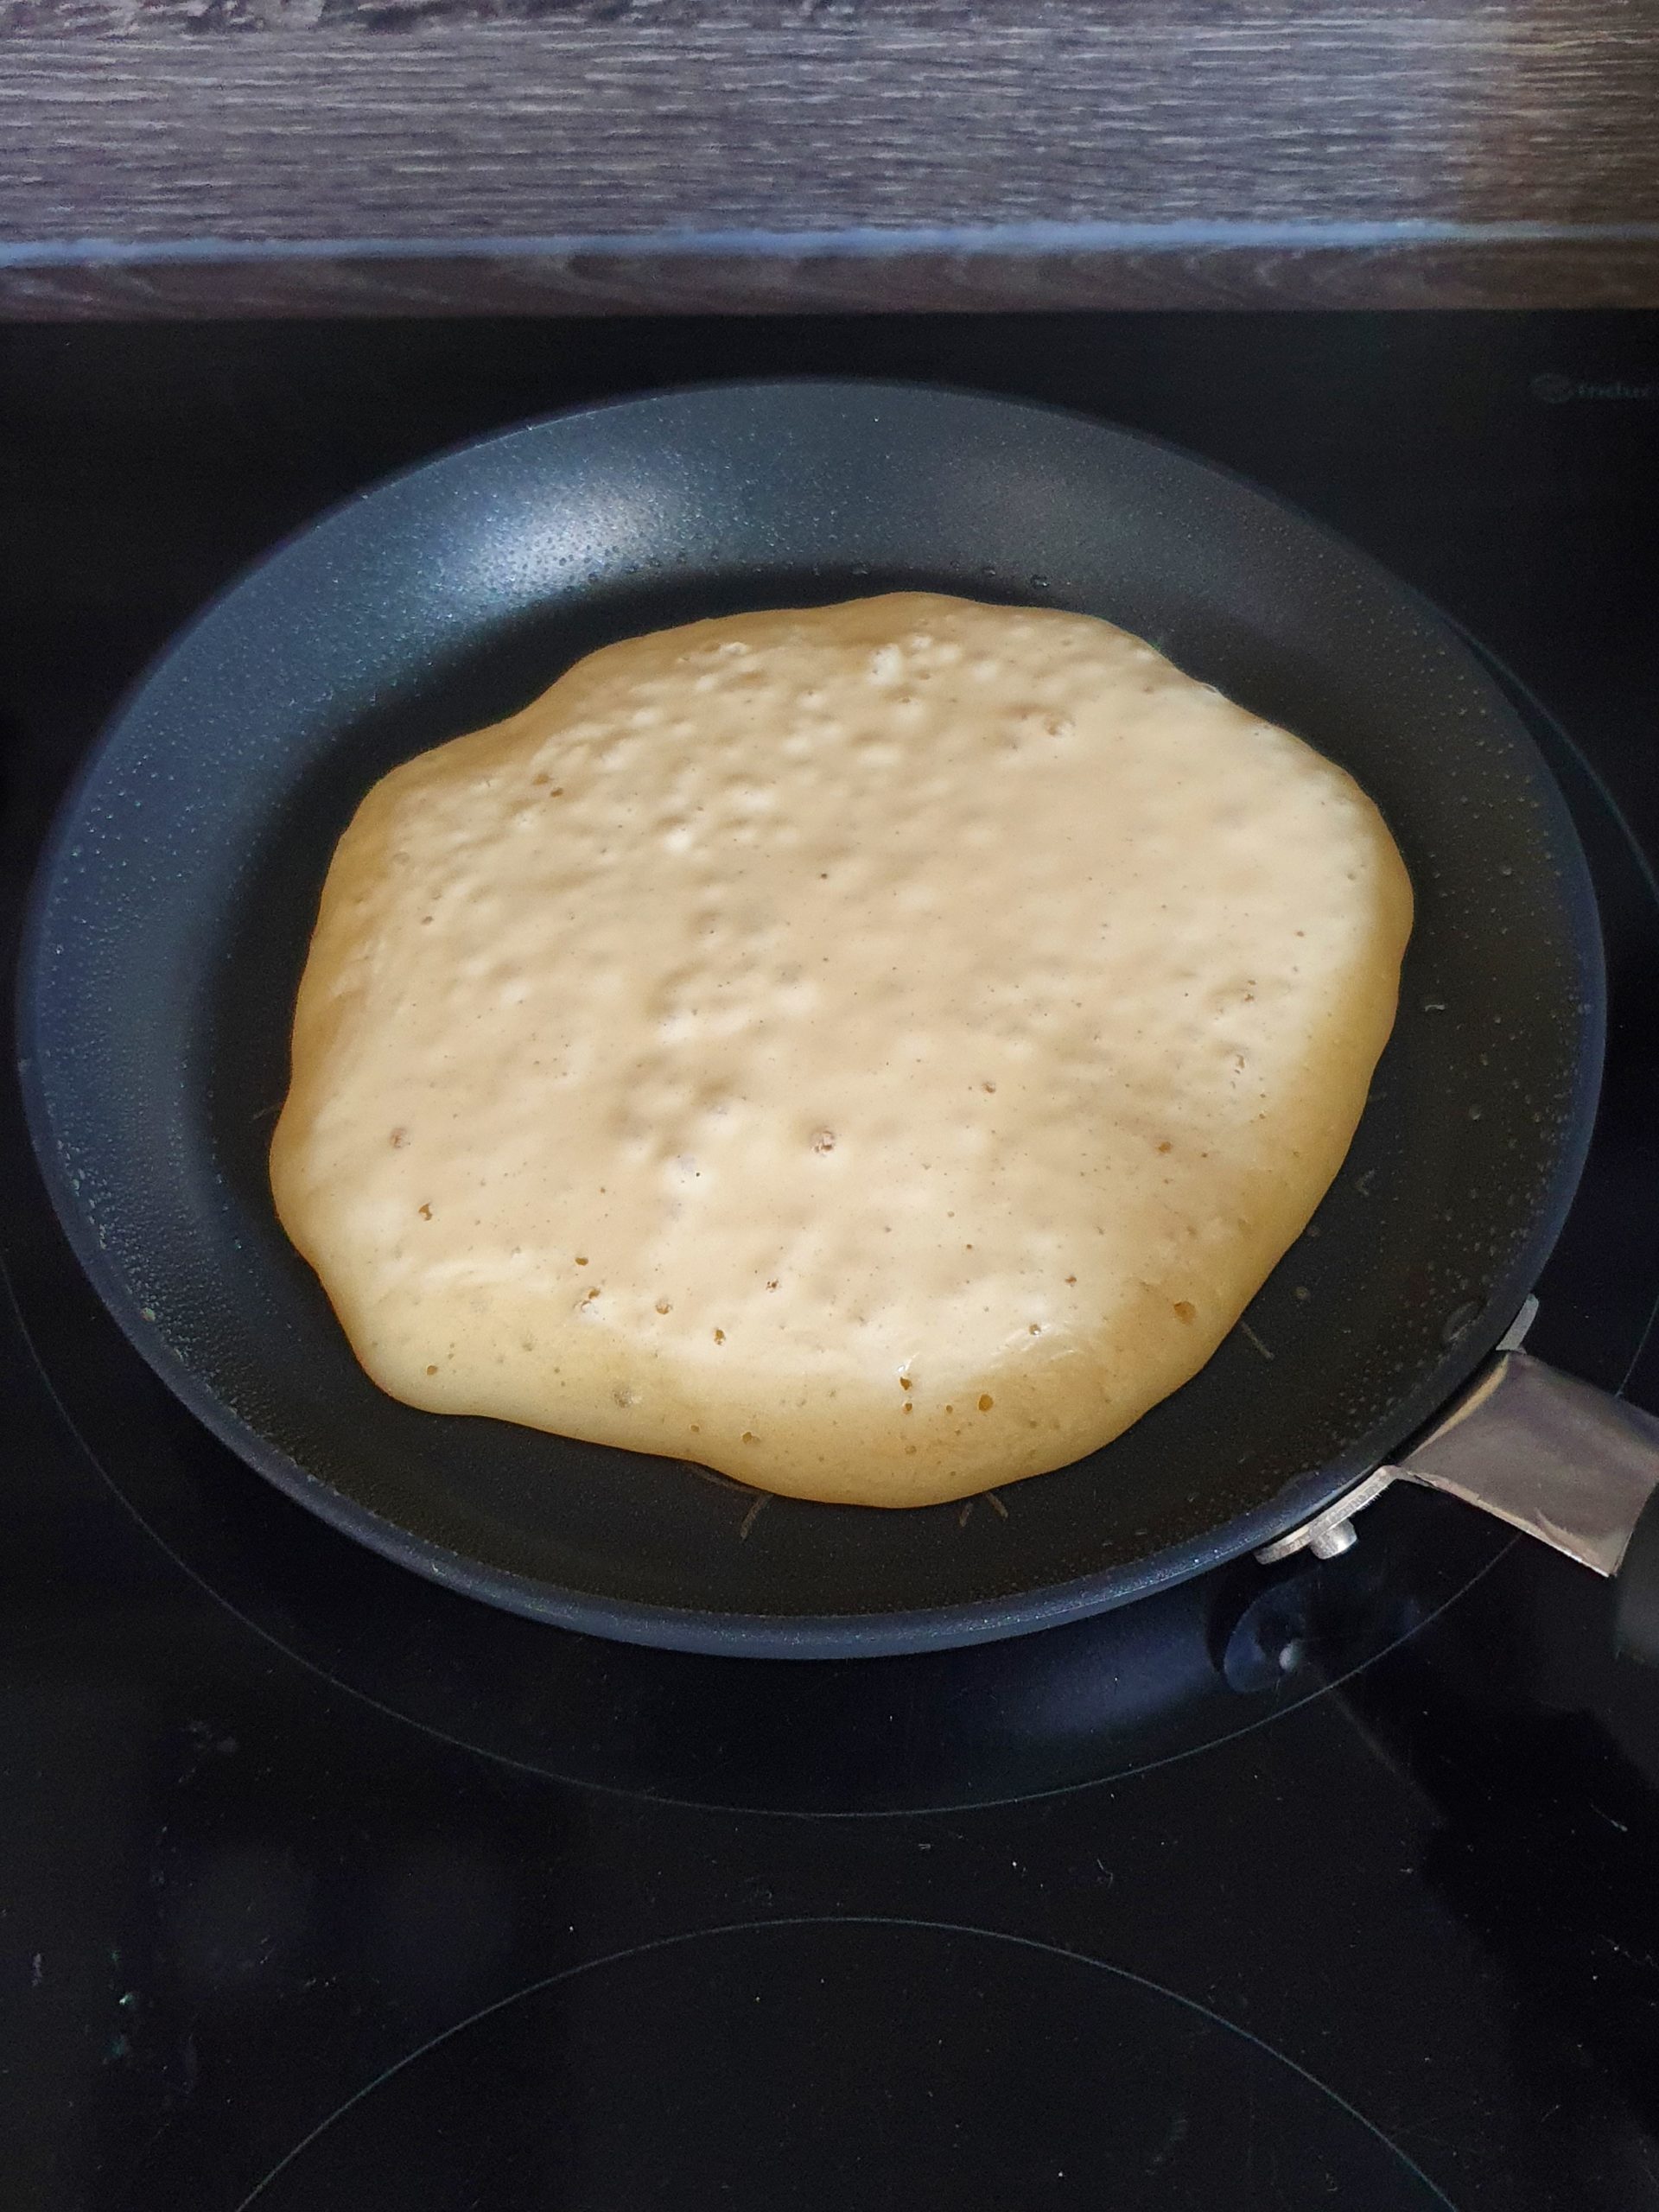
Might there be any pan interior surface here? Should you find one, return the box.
[20,384,1602,1651]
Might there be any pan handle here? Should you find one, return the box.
[1616,1487,1659,1667]
[1257,1349,1659,1665]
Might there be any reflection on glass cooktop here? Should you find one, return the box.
[3,308,1659,2212]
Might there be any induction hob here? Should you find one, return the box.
[3,310,1659,2211]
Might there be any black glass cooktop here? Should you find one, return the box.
[3,310,1659,2211]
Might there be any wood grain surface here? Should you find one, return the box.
[5,2,1659,316]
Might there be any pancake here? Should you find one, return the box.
[270,593,1412,1507]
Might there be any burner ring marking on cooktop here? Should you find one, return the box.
[235,1917,1454,2211]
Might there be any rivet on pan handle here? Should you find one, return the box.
[1255,1297,1539,1566]
[1256,1295,1659,1665]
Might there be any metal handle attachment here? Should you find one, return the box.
[1389,1351,1659,1576]
[1256,1300,1659,1597]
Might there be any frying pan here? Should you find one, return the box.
[19,380,1659,1659]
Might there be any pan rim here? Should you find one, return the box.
[15,376,1606,1657]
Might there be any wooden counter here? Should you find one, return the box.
[5,0,1659,318]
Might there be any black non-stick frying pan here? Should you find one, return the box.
[22,380,1659,1659]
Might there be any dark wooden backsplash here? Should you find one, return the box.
[4,0,1659,317]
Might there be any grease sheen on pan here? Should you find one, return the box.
[270,594,1412,1507]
